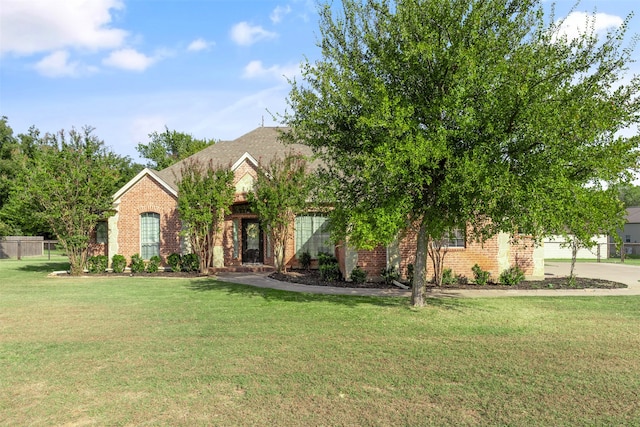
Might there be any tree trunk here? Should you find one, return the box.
[570,238,578,279]
[428,240,448,286]
[274,243,285,273]
[412,219,429,307]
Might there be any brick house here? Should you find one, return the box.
[94,126,544,280]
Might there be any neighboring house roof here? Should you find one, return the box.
[626,207,640,224]
[154,126,316,192]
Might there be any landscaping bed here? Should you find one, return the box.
[270,269,627,290]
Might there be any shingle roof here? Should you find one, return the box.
[154,126,316,191]
[626,207,640,224]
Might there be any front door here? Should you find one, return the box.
[242,219,263,264]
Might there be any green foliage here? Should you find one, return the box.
[177,159,235,274]
[146,255,161,273]
[87,255,108,273]
[283,0,640,306]
[441,268,457,285]
[248,152,310,273]
[181,253,200,273]
[406,263,414,286]
[300,250,312,270]
[318,252,341,281]
[111,254,126,273]
[350,266,367,284]
[612,183,640,208]
[16,127,134,275]
[167,253,182,272]
[380,266,399,285]
[472,264,491,286]
[499,266,526,286]
[136,126,215,170]
[130,254,145,274]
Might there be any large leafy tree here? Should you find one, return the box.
[137,127,216,170]
[0,118,45,236]
[177,160,235,274]
[284,0,640,306]
[248,152,310,273]
[20,127,133,275]
[613,183,640,207]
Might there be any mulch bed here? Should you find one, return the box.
[55,269,627,290]
[270,270,627,290]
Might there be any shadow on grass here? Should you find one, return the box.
[18,261,70,273]
[186,278,467,310]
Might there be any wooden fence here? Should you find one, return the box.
[0,236,54,259]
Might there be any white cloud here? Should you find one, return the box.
[102,48,156,71]
[0,0,127,55]
[270,5,292,24]
[242,60,300,82]
[33,50,99,78]
[34,50,79,77]
[230,22,277,46]
[554,11,624,43]
[187,38,214,52]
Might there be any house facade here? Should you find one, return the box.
[93,126,544,281]
[615,207,640,256]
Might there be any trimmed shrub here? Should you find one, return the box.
[381,266,399,285]
[407,264,414,286]
[167,253,182,272]
[87,255,108,273]
[300,250,312,270]
[441,268,457,285]
[111,254,126,273]
[182,253,200,272]
[350,266,367,284]
[472,263,491,285]
[130,254,145,273]
[146,255,161,273]
[319,262,341,281]
[499,266,525,286]
[318,252,341,281]
[456,274,469,285]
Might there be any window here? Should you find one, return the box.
[625,235,631,243]
[295,215,332,258]
[140,212,160,259]
[446,228,465,248]
[96,221,108,244]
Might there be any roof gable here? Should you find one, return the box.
[113,168,178,201]
[626,207,640,224]
[154,126,316,190]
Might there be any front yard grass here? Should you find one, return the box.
[1,257,639,426]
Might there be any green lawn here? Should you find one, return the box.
[1,257,639,426]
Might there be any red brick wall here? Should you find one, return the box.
[356,245,387,278]
[115,175,181,265]
[396,229,536,281]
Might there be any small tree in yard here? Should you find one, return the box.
[20,127,127,275]
[283,0,640,306]
[550,186,626,281]
[177,159,235,275]
[248,152,310,273]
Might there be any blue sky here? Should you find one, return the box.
[0,0,638,164]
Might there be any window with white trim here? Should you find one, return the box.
[140,212,160,259]
[295,215,332,258]
[446,228,465,248]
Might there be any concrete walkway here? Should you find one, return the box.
[216,262,640,298]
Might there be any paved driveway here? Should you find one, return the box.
[544,262,640,289]
[217,262,640,298]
